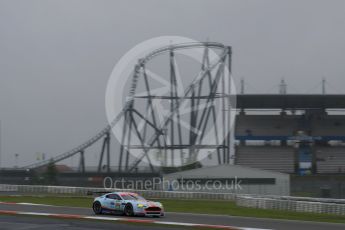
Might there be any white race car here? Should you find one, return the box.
[92,192,164,217]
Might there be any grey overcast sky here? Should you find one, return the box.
[0,0,345,167]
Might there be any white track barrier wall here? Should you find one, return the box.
[0,184,344,215]
[235,195,345,215]
[0,184,237,200]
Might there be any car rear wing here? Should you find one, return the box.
[86,190,113,196]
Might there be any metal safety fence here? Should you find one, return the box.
[235,195,345,215]
[0,184,237,200]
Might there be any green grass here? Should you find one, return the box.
[0,196,345,224]
[0,195,92,208]
[162,199,345,224]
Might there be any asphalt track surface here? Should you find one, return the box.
[0,215,170,230]
[0,203,345,230]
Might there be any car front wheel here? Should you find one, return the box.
[124,204,134,216]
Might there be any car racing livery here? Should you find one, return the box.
[92,192,164,217]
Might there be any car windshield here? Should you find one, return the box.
[121,194,146,201]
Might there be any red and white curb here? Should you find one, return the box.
[0,201,271,230]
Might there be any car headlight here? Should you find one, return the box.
[137,204,145,208]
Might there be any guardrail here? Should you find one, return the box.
[0,184,237,200]
[248,194,345,204]
[0,184,344,215]
[235,195,345,215]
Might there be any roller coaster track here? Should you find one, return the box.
[22,42,232,172]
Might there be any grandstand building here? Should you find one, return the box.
[234,94,345,175]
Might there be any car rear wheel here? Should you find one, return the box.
[124,204,134,216]
[93,201,102,215]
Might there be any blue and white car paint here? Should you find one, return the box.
[92,192,164,217]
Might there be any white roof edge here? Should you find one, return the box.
[164,164,289,177]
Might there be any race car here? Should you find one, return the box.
[92,192,164,217]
